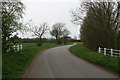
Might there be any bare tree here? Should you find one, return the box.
[50,22,69,44]
[70,2,87,25]
[62,29,70,44]
[31,22,49,46]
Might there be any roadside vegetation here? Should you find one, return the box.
[70,2,120,76]
[71,2,120,50]
[2,43,72,78]
[69,44,119,75]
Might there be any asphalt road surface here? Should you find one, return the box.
[23,45,118,78]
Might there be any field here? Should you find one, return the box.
[69,44,120,75]
[2,43,72,78]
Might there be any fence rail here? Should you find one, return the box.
[98,47,120,57]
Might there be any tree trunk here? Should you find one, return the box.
[37,38,42,46]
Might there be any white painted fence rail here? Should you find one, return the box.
[7,45,23,52]
[98,47,120,57]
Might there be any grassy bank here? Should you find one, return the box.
[2,43,72,78]
[69,44,119,75]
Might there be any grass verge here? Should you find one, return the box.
[69,44,120,75]
[2,43,72,78]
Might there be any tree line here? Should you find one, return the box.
[11,36,78,44]
[71,2,120,50]
[25,21,70,46]
[26,22,71,46]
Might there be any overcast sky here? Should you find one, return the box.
[20,0,81,39]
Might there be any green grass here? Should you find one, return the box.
[0,53,1,79]
[69,44,120,75]
[2,43,72,78]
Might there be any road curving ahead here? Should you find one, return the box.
[23,45,118,78]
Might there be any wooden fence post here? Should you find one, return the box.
[111,49,113,56]
[13,45,16,51]
[104,48,106,55]
[17,45,19,51]
[98,47,101,53]
[20,45,22,50]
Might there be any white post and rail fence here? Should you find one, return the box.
[98,47,120,57]
[7,45,23,52]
